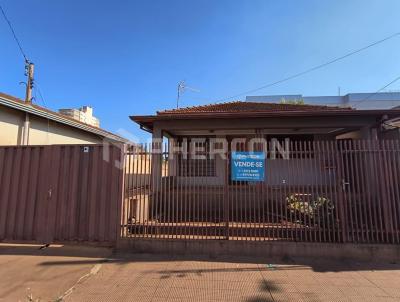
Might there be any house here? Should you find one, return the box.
[246,91,400,110]
[125,101,400,241]
[0,92,126,145]
[131,101,400,186]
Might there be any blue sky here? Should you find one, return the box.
[1,0,400,141]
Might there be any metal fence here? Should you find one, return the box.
[0,144,123,244]
[122,139,400,244]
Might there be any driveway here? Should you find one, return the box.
[1,243,400,301]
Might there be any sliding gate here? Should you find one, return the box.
[0,144,123,244]
[121,139,400,244]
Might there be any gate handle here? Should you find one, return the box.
[341,179,350,190]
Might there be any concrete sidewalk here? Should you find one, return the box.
[1,244,400,301]
[0,243,112,302]
[65,253,400,302]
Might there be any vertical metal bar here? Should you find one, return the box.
[132,145,138,237]
[366,139,379,242]
[147,143,152,238]
[392,140,400,243]
[315,141,325,242]
[154,141,161,239]
[184,140,188,239]
[202,141,206,239]
[245,141,250,241]
[348,140,360,242]
[362,140,373,243]
[343,140,355,242]
[229,142,234,240]
[139,144,144,238]
[373,139,386,243]
[194,141,198,239]
[381,140,394,243]
[167,142,172,238]
[261,139,266,241]
[171,141,177,239]
[286,140,294,241]
[238,143,244,240]
[175,141,179,239]
[354,140,366,242]
[324,140,335,243]
[389,140,400,243]
[308,141,318,242]
[122,145,128,238]
[256,138,262,241]
[224,140,229,240]
[307,141,317,242]
[162,142,167,238]
[176,141,180,239]
[315,140,324,242]
[385,140,397,243]
[144,144,151,238]
[299,141,308,242]
[138,144,145,237]
[188,139,193,239]
[330,141,341,242]
[269,140,275,241]
[149,143,156,238]
[296,141,305,241]
[278,141,287,241]
[318,141,335,242]
[319,140,328,242]
[164,142,169,238]
[179,140,183,239]
[292,141,300,242]
[306,141,313,242]
[323,140,333,243]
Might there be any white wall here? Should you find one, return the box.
[0,105,103,146]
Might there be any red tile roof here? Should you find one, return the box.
[157,101,353,115]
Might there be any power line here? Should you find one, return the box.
[214,32,400,102]
[0,4,28,62]
[35,83,48,108]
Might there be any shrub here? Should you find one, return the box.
[286,194,335,226]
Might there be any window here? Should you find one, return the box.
[176,138,216,177]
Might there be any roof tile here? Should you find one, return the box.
[157,101,353,115]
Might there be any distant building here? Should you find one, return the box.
[0,92,125,145]
[59,106,100,127]
[246,92,400,110]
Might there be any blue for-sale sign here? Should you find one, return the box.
[231,152,265,181]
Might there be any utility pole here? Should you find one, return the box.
[22,60,34,145]
[25,60,34,103]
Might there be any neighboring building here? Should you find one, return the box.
[59,105,100,127]
[246,92,400,110]
[0,92,126,145]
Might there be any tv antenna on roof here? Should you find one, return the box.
[177,80,200,108]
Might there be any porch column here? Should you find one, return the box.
[360,126,378,140]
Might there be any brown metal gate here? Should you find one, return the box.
[121,139,400,244]
[0,144,123,244]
